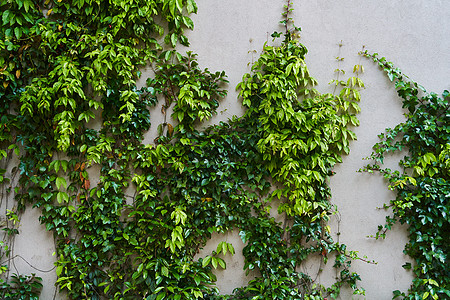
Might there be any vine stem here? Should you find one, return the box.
[285,0,292,36]
[333,40,343,95]
[0,254,56,272]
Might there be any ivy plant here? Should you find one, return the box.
[362,52,450,300]
[231,11,366,297]
[0,0,372,299]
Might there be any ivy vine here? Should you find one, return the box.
[362,52,449,300]
[0,0,373,299]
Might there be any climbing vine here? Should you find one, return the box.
[0,0,371,299]
[362,52,449,299]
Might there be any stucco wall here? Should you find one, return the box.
[8,1,450,299]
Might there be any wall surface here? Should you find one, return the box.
[7,1,449,299]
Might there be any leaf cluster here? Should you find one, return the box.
[362,52,450,299]
[0,273,43,300]
[0,0,370,299]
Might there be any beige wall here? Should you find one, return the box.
[11,1,450,299]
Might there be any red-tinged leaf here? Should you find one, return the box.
[83,179,90,190]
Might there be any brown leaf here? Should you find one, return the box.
[83,179,90,190]
[167,123,173,137]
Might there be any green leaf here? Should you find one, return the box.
[56,266,63,276]
[175,0,183,13]
[14,27,21,39]
[221,242,227,255]
[186,0,197,14]
[217,258,226,269]
[49,160,60,173]
[137,263,143,274]
[194,274,201,286]
[168,0,176,16]
[161,266,169,277]
[23,0,31,13]
[202,256,211,268]
[239,231,247,243]
[2,10,10,25]
[401,262,411,270]
[56,192,69,204]
[170,33,177,48]
[211,257,217,269]
[228,243,235,255]
[428,279,439,286]
[183,16,194,29]
[156,292,166,300]
[56,177,67,189]
[61,160,68,172]
[193,290,203,299]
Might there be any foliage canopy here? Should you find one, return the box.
[362,52,450,300]
[5,0,446,299]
